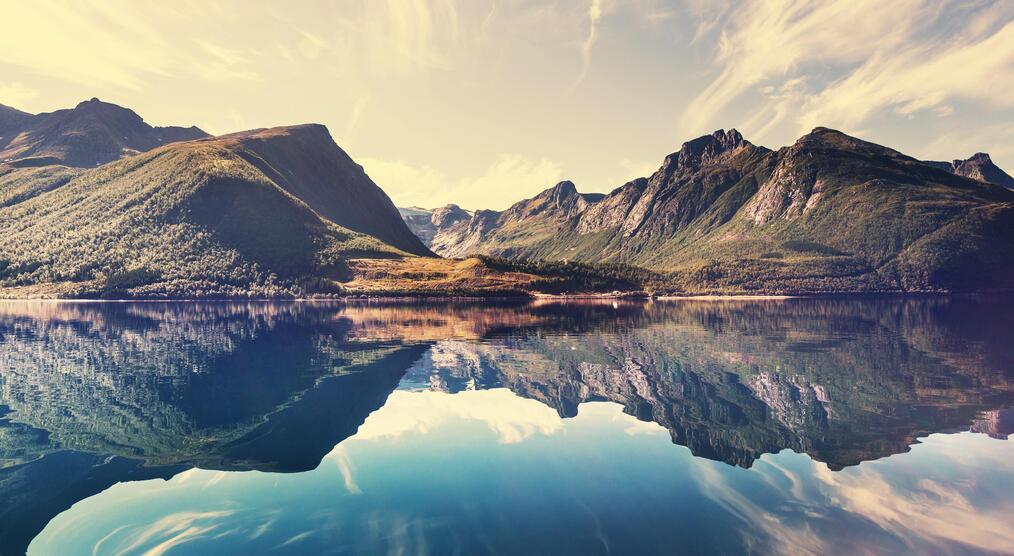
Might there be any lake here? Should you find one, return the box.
[1,298,1012,555]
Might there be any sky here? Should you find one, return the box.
[1,0,1012,210]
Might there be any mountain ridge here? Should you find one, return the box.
[0,98,209,168]
[402,127,1014,293]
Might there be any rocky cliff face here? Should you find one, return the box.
[927,152,1014,190]
[399,128,1014,292]
[399,204,471,247]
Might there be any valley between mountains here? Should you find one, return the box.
[1,99,1012,299]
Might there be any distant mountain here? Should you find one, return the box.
[405,128,1014,293]
[0,123,432,298]
[398,204,472,245]
[926,152,1014,190]
[0,98,208,168]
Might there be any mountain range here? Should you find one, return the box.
[403,128,1014,293]
[1,97,1012,297]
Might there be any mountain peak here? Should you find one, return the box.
[431,204,471,228]
[71,97,143,121]
[183,123,432,256]
[76,97,105,108]
[0,98,208,167]
[202,123,331,148]
[951,152,1014,190]
[664,129,749,172]
[793,127,903,158]
[546,180,577,197]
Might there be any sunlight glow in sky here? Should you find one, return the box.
[2,0,1012,209]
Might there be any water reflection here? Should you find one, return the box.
[0,298,1012,555]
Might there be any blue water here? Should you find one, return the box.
[1,299,1012,555]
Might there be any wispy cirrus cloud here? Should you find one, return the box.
[0,82,39,110]
[680,0,1014,146]
[571,0,608,90]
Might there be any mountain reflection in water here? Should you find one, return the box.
[1,298,1012,555]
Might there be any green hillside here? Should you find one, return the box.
[0,127,410,298]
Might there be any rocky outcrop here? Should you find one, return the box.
[398,204,472,247]
[926,152,1014,190]
[430,208,503,257]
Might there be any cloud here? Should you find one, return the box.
[342,94,371,141]
[919,120,1014,165]
[0,82,39,110]
[689,433,1014,555]
[104,510,236,556]
[349,389,565,444]
[349,0,462,76]
[571,0,607,90]
[798,19,1014,132]
[359,153,564,210]
[680,0,1014,144]
[191,39,260,82]
[618,158,659,181]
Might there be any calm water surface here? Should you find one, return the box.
[1,299,1012,555]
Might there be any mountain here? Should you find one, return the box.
[0,98,208,168]
[0,103,31,134]
[398,204,471,246]
[926,152,1014,190]
[0,123,433,298]
[408,128,1014,293]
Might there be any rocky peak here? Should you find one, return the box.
[661,129,748,174]
[70,97,146,126]
[431,204,471,228]
[792,127,902,158]
[506,180,593,220]
[951,152,1014,190]
[540,180,579,201]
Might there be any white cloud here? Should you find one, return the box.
[342,94,371,141]
[348,389,565,444]
[360,153,564,210]
[618,158,659,181]
[680,0,1014,146]
[0,82,39,110]
[690,433,1014,555]
[919,121,1014,165]
[798,19,1014,132]
[571,0,607,91]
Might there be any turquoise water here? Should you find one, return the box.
[1,299,1012,555]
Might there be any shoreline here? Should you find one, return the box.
[0,291,993,303]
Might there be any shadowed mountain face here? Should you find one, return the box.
[208,126,432,257]
[405,128,1014,292]
[0,98,207,168]
[0,124,432,298]
[1,298,1012,554]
